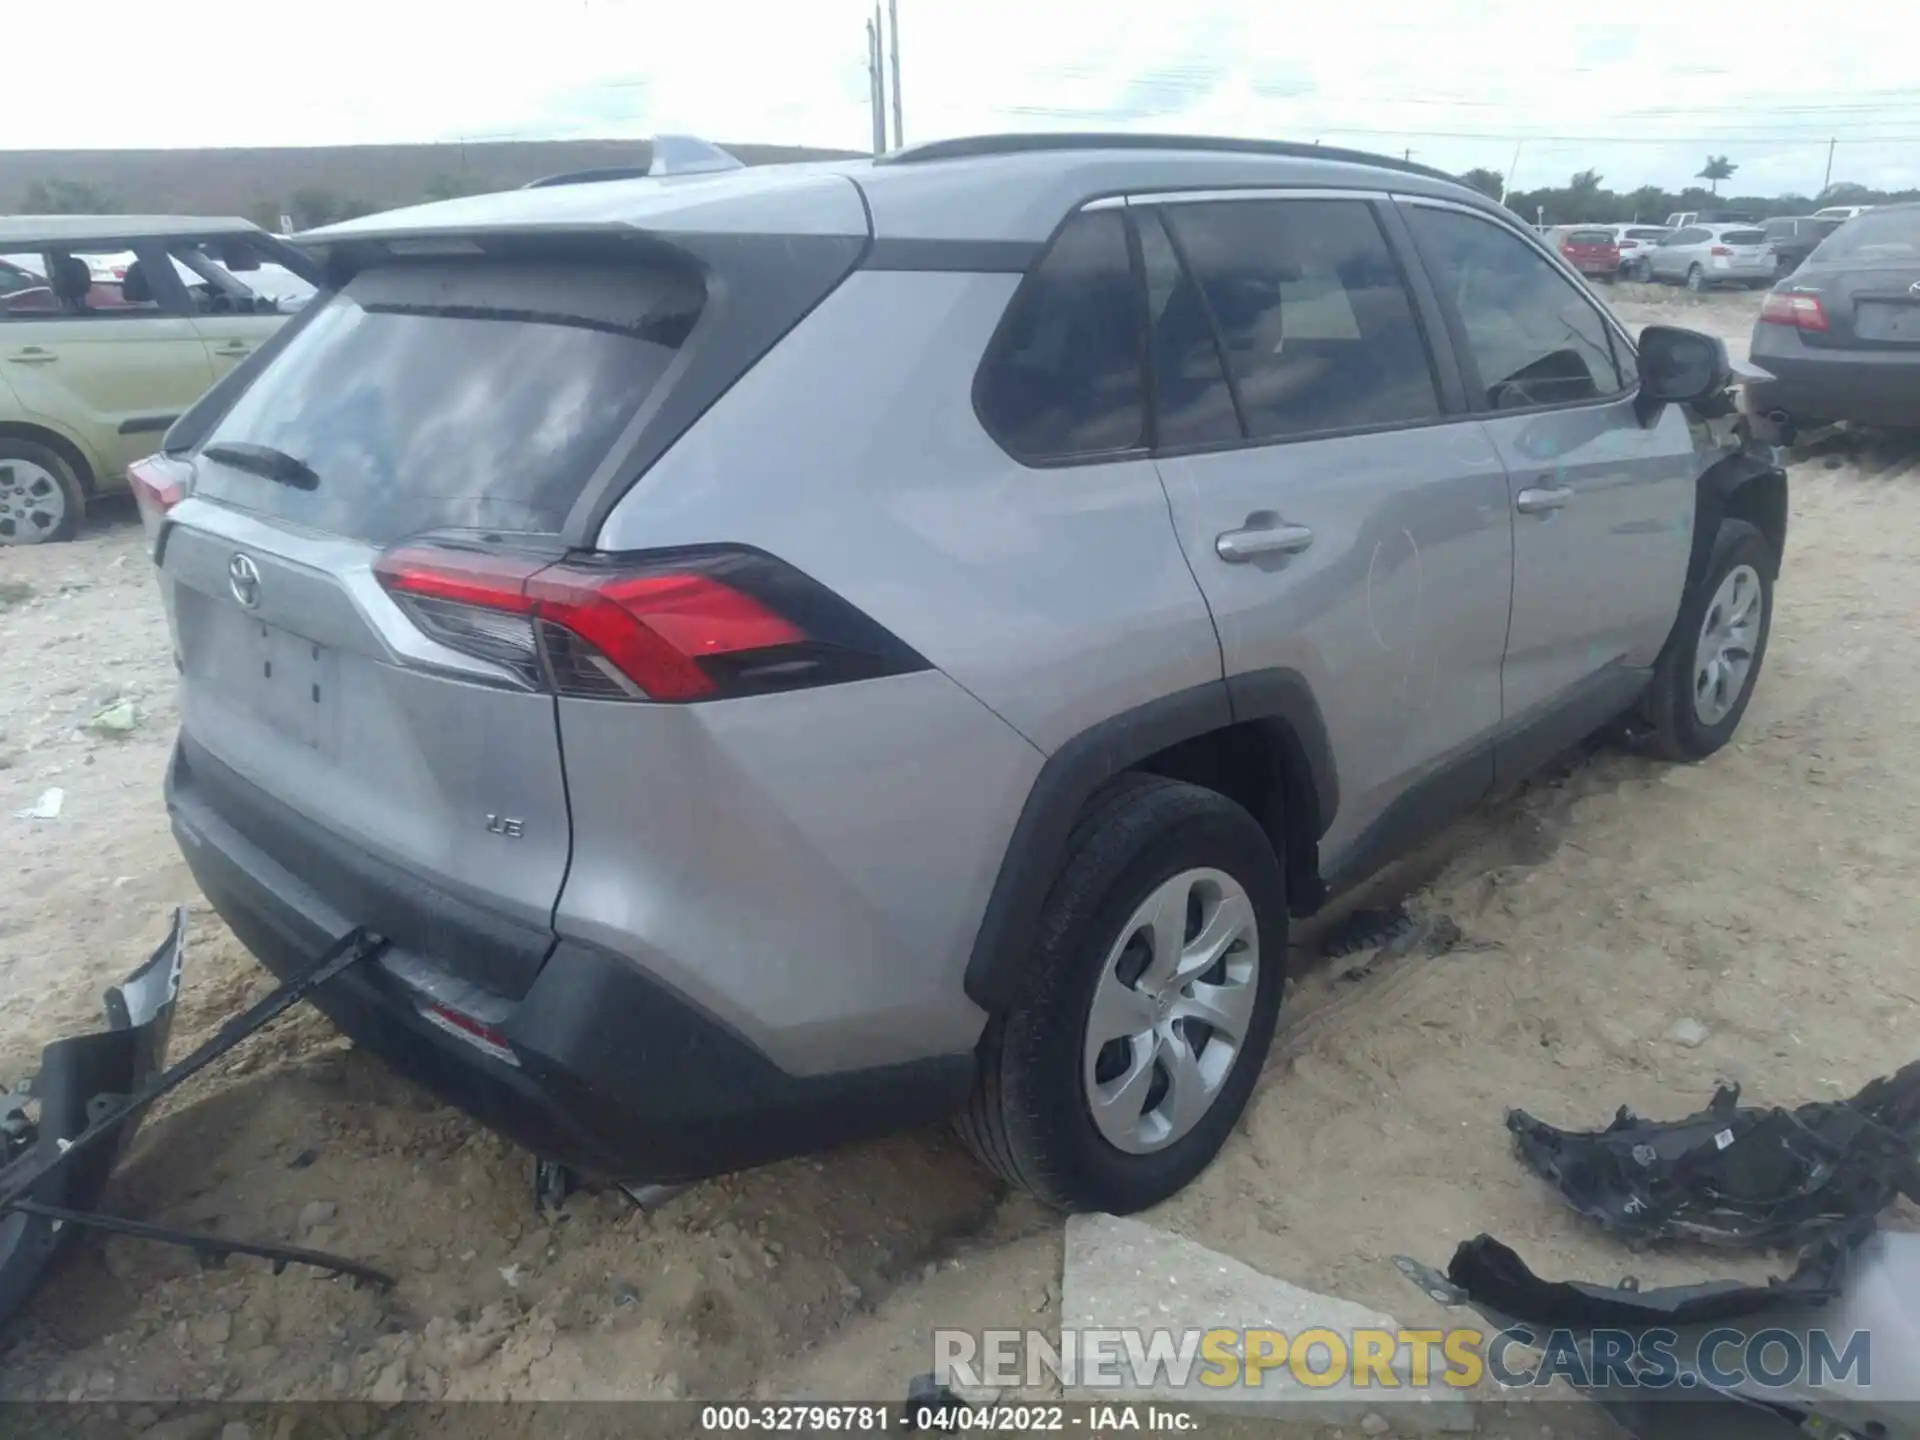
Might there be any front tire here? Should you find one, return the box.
[0,439,84,545]
[957,775,1286,1213]
[1639,518,1775,761]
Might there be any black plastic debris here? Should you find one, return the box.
[1508,1062,1920,1248]
[902,1373,971,1430]
[1434,1226,1864,1330]
[0,911,394,1332]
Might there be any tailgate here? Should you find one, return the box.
[161,504,572,997]
[153,252,714,997]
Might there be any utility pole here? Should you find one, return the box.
[1500,139,1523,205]
[1822,137,1836,195]
[1403,147,1412,162]
[866,14,886,155]
[889,0,904,149]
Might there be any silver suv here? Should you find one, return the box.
[148,134,1787,1214]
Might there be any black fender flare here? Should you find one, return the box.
[1689,447,1788,586]
[962,671,1337,1012]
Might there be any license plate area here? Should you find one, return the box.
[206,612,340,754]
[1856,301,1920,343]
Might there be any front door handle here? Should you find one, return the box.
[1515,486,1573,515]
[6,347,57,365]
[213,343,251,357]
[1216,521,1315,563]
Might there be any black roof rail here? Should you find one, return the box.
[875,132,1462,187]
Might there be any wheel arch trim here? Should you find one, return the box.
[961,671,1337,1012]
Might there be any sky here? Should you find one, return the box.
[15,0,1920,196]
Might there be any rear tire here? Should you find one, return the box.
[0,439,84,546]
[1638,519,1775,761]
[956,775,1287,1213]
[1686,265,1707,293]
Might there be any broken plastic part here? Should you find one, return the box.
[1508,1062,1920,1248]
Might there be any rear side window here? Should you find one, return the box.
[975,210,1145,463]
[1567,231,1614,245]
[1157,198,1440,440]
[1406,206,1626,410]
[1627,228,1668,241]
[193,258,703,543]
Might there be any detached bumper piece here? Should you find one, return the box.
[0,910,394,1334]
[1508,1062,1920,1248]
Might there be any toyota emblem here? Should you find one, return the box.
[228,552,262,610]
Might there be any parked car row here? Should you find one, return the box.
[1536,210,1870,294]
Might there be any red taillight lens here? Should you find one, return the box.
[128,453,192,543]
[1759,291,1829,331]
[1710,245,1733,257]
[374,542,923,703]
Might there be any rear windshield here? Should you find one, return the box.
[1567,231,1614,245]
[1812,208,1920,264]
[193,257,703,544]
[1720,230,1768,245]
[1626,228,1668,241]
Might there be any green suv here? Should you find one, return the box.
[0,216,317,544]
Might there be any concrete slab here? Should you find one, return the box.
[1062,1213,1474,1432]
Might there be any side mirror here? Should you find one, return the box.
[1636,325,1731,423]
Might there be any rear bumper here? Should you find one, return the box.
[1745,338,1920,428]
[166,739,974,1184]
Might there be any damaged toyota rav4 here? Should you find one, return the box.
[143,134,1786,1215]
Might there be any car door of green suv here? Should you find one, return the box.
[1,242,216,489]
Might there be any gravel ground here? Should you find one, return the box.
[2,287,1916,1434]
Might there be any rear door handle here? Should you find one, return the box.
[213,343,251,357]
[6,347,57,365]
[1216,522,1315,563]
[1516,486,1573,515]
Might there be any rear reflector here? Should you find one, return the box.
[375,541,926,703]
[419,1001,519,1066]
[1760,291,1830,331]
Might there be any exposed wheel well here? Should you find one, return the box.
[0,421,97,497]
[1133,721,1328,917]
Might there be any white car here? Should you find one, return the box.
[1644,222,1775,291]
[1603,223,1672,275]
[1812,205,1873,221]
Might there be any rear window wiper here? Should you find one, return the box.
[202,442,320,491]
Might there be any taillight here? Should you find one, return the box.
[1710,245,1733,257]
[128,453,192,543]
[1760,291,1829,331]
[374,541,926,703]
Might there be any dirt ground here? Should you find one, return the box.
[2,284,1917,1430]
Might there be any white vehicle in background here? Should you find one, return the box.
[1644,222,1776,290]
[1603,223,1671,276]
[1812,204,1873,221]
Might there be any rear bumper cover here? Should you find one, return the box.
[1745,342,1920,428]
[166,740,973,1184]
